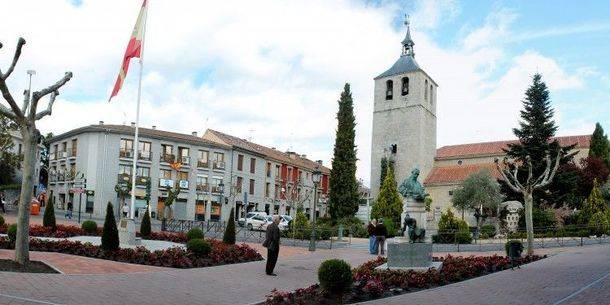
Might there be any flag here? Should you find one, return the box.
[109,0,148,101]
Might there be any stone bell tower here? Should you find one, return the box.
[370,16,437,198]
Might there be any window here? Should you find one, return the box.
[448,190,454,196]
[214,152,225,169]
[61,141,67,152]
[385,80,393,100]
[457,160,463,165]
[430,84,434,104]
[265,182,270,198]
[18,144,22,155]
[266,162,272,177]
[275,165,281,178]
[274,184,280,199]
[160,169,172,179]
[250,158,256,174]
[237,154,244,171]
[119,165,132,176]
[71,139,78,156]
[425,79,428,101]
[236,177,243,192]
[136,167,150,177]
[401,77,409,96]
[120,139,134,157]
[287,168,293,182]
[139,141,151,160]
[161,144,174,162]
[198,150,209,167]
[249,179,255,195]
[196,175,208,189]
[390,144,397,154]
[178,171,188,181]
[178,147,190,164]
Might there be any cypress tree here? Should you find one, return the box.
[223,208,236,245]
[328,83,360,221]
[43,195,56,230]
[101,202,119,251]
[589,123,610,168]
[379,157,395,189]
[140,206,152,238]
[371,167,402,225]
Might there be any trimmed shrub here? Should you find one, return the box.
[140,207,152,238]
[43,196,56,230]
[318,259,353,296]
[7,224,17,242]
[435,209,472,244]
[505,240,524,257]
[187,238,211,256]
[186,227,204,241]
[480,224,496,239]
[223,208,236,245]
[382,218,396,238]
[588,212,609,237]
[0,214,4,227]
[101,202,119,251]
[81,220,98,234]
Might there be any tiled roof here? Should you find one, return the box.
[435,135,591,159]
[424,163,502,186]
[205,129,331,174]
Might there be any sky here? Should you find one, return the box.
[1,0,609,187]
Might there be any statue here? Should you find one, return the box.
[398,168,429,201]
[402,213,426,242]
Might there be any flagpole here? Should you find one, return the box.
[129,3,148,220]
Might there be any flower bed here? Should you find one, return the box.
[265,255,545,304]
[0,237,262,268]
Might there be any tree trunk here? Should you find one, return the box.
[524,192,534,256]
[15,127,37,266]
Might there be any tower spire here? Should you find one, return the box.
[401,14,414,57]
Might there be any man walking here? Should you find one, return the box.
[263,215,281,276]
[376,218,388,256]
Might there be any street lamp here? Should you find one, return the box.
[309,162,322,252]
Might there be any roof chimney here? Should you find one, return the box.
[316,160,323,166]
[130,122,135,127]
[152,125,156,130]
[301,154,307,158]
[99,121,104,125]
[192,131,198,137]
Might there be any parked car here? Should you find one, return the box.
[238,211,267,227]
[246,214,269,231]
[261,215,290,231]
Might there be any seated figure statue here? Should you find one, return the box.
[402,213,426,243]
[398,168,429,202]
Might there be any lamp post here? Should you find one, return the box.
[309,164,322,251]
[218,181,226,221]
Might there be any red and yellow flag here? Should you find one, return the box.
[109,0,148,101]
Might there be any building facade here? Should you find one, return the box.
[47,122,329,222]
[370,18,437,199]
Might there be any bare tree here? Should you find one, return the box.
[495,150,560,255]
[280,181,312,214]
[0,38,72,266]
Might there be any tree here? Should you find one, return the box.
[223,208,236,245]
[140,206,151,238]
[451,170,504,229]
[328,83,359,220]
[38,132,53,186]
[101,202,119,251]
[371,167,402,225]
[580,180,607,223]
[114,183,132,218]
[502,74,575,206]
[496,151,561,255]
[578,157,610,198]
[379,156,395,189]
[0,37,73,266]
[589,123,610,168]
[42,195,56,230]
[0,113,20,186]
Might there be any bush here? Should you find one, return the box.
[0,214,4,227]
[101,202,119,251]
[480,224,496,239]
[518,206,556,229]
[318,259,353,295]
[140,207,152,238]
[290,211,310,240]
[186,227,204,241]
[381,218,396,238]
[187,238,211,257]
[435,209,471,244]
[43,196,56,230]
[223,208,236,245]
[81,220,98,234]
[7,224,17,242]
[505,240,523,257]
[588,212,609,237]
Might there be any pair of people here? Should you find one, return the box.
[368,218,388,256]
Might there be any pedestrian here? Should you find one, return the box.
[37,192,46,207]
[122,203,130,218]
[65,201,73,219]
[367,219,378,254]
[262,215,281,276]
[0,191,6,213]
[376,218,388,256]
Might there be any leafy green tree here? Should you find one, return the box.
[223,208,236,245]
[379,156,395,188]
[101,202,119,251]
[328,83,359,220]
[371,167,402,225]
[42,195,56,230]
[580,180,607,223]
[451,170,504,229]
[140,206,151,238]
[589,123,610,168]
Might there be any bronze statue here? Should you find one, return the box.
[398,168,429,201]
[402,213,426,242]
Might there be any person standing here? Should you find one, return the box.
[0,191,6,213]
[65,201,73,219]
[367,219,378,254]
[263,215,281,276]
[376,218,388,256]
[122,203,130,218]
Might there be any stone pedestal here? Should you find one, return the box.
[118,218,140,246]
[376,239,442,271]
[401,198,430,242]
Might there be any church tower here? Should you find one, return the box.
[370,16,437,198]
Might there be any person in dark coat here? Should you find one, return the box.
[375,219,388,256]
[367,219,378,254]
[263,215,281,276]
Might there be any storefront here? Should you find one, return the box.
[195,194,206,221]
[210,201,221,221]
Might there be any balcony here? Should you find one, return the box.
[117,173,131,184]
[139,151,152,161]
[119,149,134,159]
[58,151,67,159]
[210,185,223,194]
[197,159,209,168]
[196,183,209,192]
[180,156,191,166]
[50,152,56,161]
[69,148,77,158]
[159,178,174,188]
[213,161,226,170]
[136,176,149,186]
[160,154,175,163]
[178,180,189,189]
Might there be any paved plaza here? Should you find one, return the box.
[0,242,607,305]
